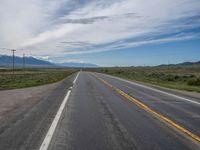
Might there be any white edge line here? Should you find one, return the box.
[39,89,72,150]
[73,72,79,84]
[100,73,200,105]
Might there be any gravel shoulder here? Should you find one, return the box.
[0,73,75,150]
[0,80,61,123]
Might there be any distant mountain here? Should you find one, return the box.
[0,55,55,67]
[0,55,98,68]
[158,61,200,67]
[178,61,200,66]
[58,62,98,68]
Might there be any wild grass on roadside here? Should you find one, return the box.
[88,66,200,93]
[0,69,76,90]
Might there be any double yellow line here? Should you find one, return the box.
[97,76,200,143]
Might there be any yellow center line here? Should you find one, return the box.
[96,76,200,143]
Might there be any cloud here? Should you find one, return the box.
[57,34,200,55]
[0,0,200,60]
[65,59,85,63]
[59,16,108,24]
[60,41,94,48]
[32,55,50,61]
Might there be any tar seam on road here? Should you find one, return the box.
[39,72,79,150]
[104,74,200,105]
[96,76,200,144]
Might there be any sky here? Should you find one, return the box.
[0,0,200,66]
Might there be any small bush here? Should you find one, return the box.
[116,70,124,74]
[162,74,176,81]
[187,77,200,86]
[104,69,108,73]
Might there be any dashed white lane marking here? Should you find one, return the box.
[39,72,80,150]
[39,90,71,150]
[73,72,79,84]
[100,73,200,105]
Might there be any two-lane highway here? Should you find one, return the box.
[48,72,200,150]
[0,71,199,150]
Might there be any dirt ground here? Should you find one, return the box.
[0,81,61,123]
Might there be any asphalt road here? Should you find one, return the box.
[0,71,199,150]
[48,72,199,150]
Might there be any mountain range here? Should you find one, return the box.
[58,62,98,68]
[0,55,98,68]
[158,61,200,67]
[1,55,200,68]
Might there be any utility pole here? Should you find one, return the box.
[23,53,25,70]
[11,49,16,73]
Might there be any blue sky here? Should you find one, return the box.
[54,39,200,66]
[0,0,200,66]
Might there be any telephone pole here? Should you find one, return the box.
[11,49,16,72]
[23,53,25,69]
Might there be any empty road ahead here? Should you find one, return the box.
[0,72,200,150]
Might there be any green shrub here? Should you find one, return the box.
[187,77,200,86]
[104,69,108,73]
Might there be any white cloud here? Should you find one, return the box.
[65,59,84,63]
[32,55,50,61]
[0,0,199,60]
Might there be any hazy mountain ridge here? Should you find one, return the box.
[0,55,54,67]
[158,61,200,67]
[1,55,199,68]
[58,62,98,68]
[0,55,98,68]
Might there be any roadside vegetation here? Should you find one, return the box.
[0,69,77,90]
[89,65,200,93]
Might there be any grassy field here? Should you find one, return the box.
[88,65,200,93]
[0,69,77,90]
